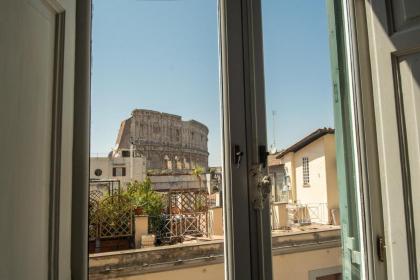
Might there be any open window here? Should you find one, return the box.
[78,0,397,279]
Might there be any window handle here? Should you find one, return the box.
[250,164,271,210]
[233,145,243,168]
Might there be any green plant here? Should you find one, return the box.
[125,178,165,217]
[192,166,205,190]
[98,194,132,235]
[194,196,206,211]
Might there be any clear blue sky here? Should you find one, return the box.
[91,0,334,166]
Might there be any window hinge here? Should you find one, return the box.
[377,236,386,262]
[346,237,361,265]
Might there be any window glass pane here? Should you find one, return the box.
[261,1,349,279]
[89,1,225,279]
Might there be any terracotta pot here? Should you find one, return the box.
[134,207,144,216]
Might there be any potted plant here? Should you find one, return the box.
[125,180,144,215]
[126,179,165,217]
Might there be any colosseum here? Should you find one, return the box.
[113,109,209,170]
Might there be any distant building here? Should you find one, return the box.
[90,155,146,186]
[268,128,338,224]
[90,109,214,193]
[113,109,209,171]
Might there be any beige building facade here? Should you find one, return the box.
[269,128,339,224]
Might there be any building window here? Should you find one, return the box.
[308,266,342,280]
[316,274,342,280]
[122,150,130,157]
[113,167,126,177]
[302,157,310,186]
[94,169,102,176]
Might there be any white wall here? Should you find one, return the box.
[294,138,328,206]
[0,0,77,278]
[90,156,146,186]
[277,135,339,224]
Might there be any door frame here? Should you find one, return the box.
[361,0,420,278]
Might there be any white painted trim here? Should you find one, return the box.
[341,0,368,276]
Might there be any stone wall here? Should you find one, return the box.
[114,109,209,170]
[89,227,341,280]
[148,174,206,191]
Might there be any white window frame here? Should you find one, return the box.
[113,166,126,177]
[302,156,310,186]
[219,0,272,279]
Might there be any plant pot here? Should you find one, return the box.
[134,207,144,216]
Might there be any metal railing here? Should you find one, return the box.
[89,194,134,240]
[271,202,331,229]
[149,212,209,244]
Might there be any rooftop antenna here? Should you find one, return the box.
[270,110,277,154]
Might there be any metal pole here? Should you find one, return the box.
[272,110,277,152]
[130,142,134,180]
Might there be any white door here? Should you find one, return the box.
[365,0,420,278]
[0,0,77,279]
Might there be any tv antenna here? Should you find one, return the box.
[270,110,277,154]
